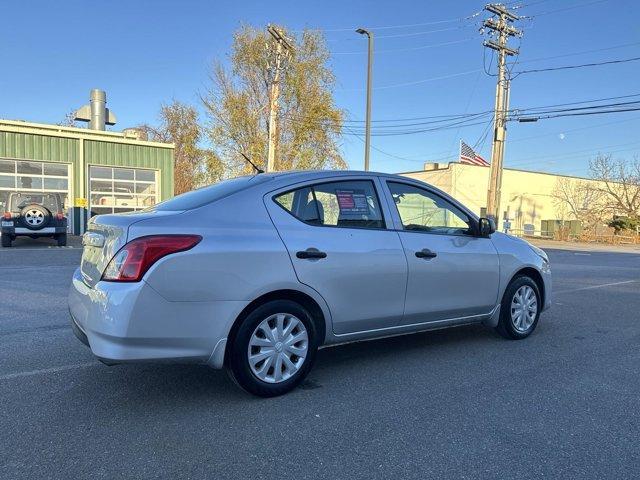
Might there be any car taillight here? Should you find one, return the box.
[56,212,65,220]
[101,235,202,282]
[2,212,11,219]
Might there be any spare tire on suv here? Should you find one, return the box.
[21,204,51,230]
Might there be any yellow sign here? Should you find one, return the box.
[74,198,88,208]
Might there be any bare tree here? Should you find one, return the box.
[551,177,609,231]
[589,154,640,221]
[58,110,80,127]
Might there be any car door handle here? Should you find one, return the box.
[415,248,437,259]
[296,248,327,259]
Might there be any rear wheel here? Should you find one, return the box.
[56,233,67,247]
[1,235,11,247]
[227,300,319,397]
[496,276,541,339]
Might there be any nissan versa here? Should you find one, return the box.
[69,171,551,397]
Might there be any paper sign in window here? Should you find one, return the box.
[336,190,370,215]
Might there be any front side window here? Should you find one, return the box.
[275,180,385,229]
[388,182,472,235]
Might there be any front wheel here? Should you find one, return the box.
[496,276,541,339]
[226,300,319,397]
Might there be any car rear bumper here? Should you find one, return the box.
[68,267,247,367]
[2,226,66,236]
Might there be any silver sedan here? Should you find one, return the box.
[69,171,552,397]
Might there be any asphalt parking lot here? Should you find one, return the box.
[1,241,639,479]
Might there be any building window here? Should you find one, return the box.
[88,166,159,216]
[0,158,70,213]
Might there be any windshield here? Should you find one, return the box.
[151,175,272,211]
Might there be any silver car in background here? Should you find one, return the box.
[69,171,551,397]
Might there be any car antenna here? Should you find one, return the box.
[240,152,264,174]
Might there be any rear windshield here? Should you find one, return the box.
[151,175,272,212]
[9,193,60,212]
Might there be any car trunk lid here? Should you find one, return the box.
[80,210,179,287]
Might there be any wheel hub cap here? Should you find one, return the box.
[510,285,538,333]
[25,210,44,226]
[248,313,309,384]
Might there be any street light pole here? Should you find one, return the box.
[356,28,373,171]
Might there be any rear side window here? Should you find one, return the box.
[274,180,385,229]
[152,175,272,211]
[9,193,60,212]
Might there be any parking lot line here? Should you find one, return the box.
[0,362,100,381]
[555,279,638,295]
[0,246,81,251]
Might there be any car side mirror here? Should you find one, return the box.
[478,217,496,236]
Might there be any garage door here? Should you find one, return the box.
[89,166,158,216]
[0,159,70,212]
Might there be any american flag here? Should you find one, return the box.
[459,140,490,166]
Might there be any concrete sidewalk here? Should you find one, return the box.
[528,237,640,254]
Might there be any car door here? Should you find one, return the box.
[264,176,407,335]
[382,180,500,326]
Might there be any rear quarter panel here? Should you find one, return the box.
[129,190,307,304]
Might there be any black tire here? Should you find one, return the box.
[227,300,319,397]
[20,204,50,231]
[496,275,542,340]
[56,233,67,247]
[1,235,11,247]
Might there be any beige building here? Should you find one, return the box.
[400,162,603,235]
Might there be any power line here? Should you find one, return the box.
[341,119,492,137]
[507,139,640,164]
[281,94,640,133]
[326,24,478,43]
[515,92,640,113]
[374,25,475,39]
[516,100,640,117]
[337,69,483,91]
[517,41,640,64]
[520,106,640,121]
[513,56,640,76]
[292,12,482,33]
[332,38,473,55]
[342,124,429,162]
[526,0,610,18]
[508,115,640,144]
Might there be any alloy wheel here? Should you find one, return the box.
[25,209,45,227]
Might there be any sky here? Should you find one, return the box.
[0,0,639,177]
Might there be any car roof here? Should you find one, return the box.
[261,169,403,185]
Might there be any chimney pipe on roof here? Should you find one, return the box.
[74,89,117,130]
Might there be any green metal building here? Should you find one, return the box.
[0,118,174,234]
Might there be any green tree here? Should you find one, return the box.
[141,101,223,194]
[202,25,346,175]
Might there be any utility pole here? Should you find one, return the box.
[266,25,292,173]
[483,4,521,220]
[356,28,373,171]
